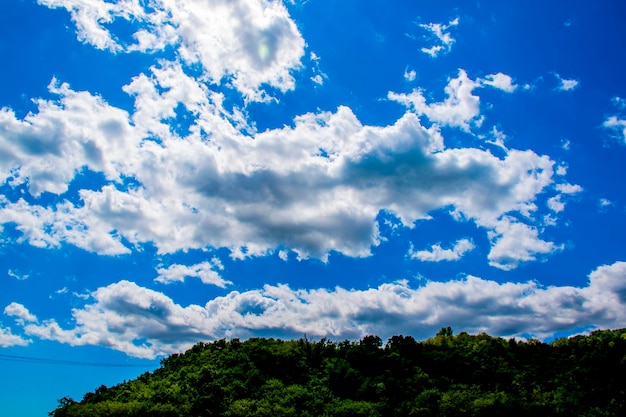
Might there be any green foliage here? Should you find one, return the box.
[50,328,626,417]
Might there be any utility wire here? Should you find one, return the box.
[0,353,155,368]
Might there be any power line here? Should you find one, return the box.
[0,353,155,368]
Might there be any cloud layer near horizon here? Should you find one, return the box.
[4,261,625,358]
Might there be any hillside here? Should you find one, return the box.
[50,328,626,416]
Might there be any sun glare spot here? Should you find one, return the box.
[258,43,270,61]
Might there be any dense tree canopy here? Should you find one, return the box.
[50,328,626,416]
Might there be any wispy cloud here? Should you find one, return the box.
[603,116,626,145]
[155,259,231,288]
[7,269,29,281]
[602,96,626,144]
[309,52,327,86]
[418,17,459,57]
[554,73,579,91]
[611,96,626,110]
[598,198,613,212]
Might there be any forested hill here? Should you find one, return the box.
[50,328,626,417]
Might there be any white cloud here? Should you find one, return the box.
[309,52,327,86]
[37,0,129,52]
[487,217,563,270]
[419,18,459,57]
[0,64,561,268]
[547,182,583,214]
[603,116,626,145]
[599,198,613,207]
[404,68,417,82]
[548,195,565,213]
[17,261,626,358]
[554,73,579,91]
[311,74,324,85]
[410,238,475,262]
[603,96,626,144]
[0,196,131,255]
[4,302,38,324]
[155,259,232,288]
[24,280,220,358]
[0,325,30,347]
[0,78,140,196]
[37,0,306,100]
[481,73,518,93]
[421,45,444,57]
[556,183,583,194]
[611,96,626,110]
[388,69,480,131]
[546,182,582,213]
[7,269,29,281]
[599,198,613,212]
[485,126,508,149]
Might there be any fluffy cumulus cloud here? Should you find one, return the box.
[4,302,38,324]
[548,195,565,213]
[14,261,626,358]
[388,69,518,131]
[487,217,563,270]
[38,0,305,100]
[409,238,475,262]
[547,183,583,213]
[0,325,30,347]
[388,69,481,130]
[1,302,36,347]
[0,79,139,196]
[0,62,568,268]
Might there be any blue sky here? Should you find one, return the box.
[1,0,626,415]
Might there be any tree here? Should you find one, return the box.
[437,326,453,337]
